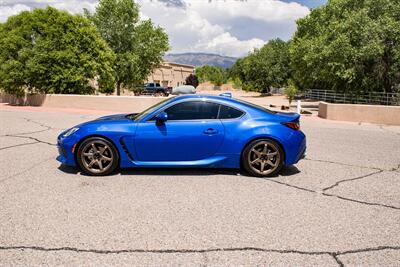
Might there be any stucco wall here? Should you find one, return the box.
[3,94,399,125]
[318,102,400,125]
[0,94,165,113]
[146,62,194,88]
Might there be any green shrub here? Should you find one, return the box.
[284,80,298,105]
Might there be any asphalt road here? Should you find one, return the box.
[0,107,399,266]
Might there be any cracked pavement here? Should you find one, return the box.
[0,107,399,266]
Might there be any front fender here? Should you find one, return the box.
[57,122,137,167]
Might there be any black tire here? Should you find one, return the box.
[242,139,284,177]
[76,137,119,176]
[154,91,163,97]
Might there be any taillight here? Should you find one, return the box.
[282,121,300,130]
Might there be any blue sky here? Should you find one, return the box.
[0,0,328,57]
[282,0,327,8]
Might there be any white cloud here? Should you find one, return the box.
[137,0,309,57]
[0,0,310,57]
[51,1,96,14]
[0,1,97,22]
[0,4,31,22]
[188,0,309,23]
[195,32,264,57]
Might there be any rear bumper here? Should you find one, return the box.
[294,136,306,163]
[300,146,307,160]
[284,131,306,165]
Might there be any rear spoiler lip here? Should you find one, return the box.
[276,112,300,122]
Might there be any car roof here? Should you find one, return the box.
[172,94,251,108]
[172,94,239,104]
[169,94,278,116]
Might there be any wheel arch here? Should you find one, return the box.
[74,134,121,166]
[240,136,286,165]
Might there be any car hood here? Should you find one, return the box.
[77,113,137,127]
[94,113,131,121]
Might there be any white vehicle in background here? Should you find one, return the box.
[172,85,196,95]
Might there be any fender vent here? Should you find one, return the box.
[120,138,134,161]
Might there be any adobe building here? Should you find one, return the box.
[146,62,195,88]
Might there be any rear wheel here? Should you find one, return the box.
[242,139,283,177]
[77,137,119,176]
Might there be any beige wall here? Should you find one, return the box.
[147,62,194,88]
[0,94,165,113]
[3,94,400,125]
[319,101,400,125]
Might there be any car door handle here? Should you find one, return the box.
[203,128,218,135]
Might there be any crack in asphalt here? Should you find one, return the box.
[0,117,55,137]
[1,117,57,146]
[321,192,400,210]
[305,157,400,174]
[267,170,400,211]
[0,141,39,151]
[267,179,316,193]
[391,163,400,172]
[322,170,384,192]
[1,127,50,136]
[4,134,56,146]
[304,158,383,171]
[332,255,344,267]
[23,117,63,131]
[0,245,398,265]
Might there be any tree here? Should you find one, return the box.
[195,65,227,86]
[86,0,169,95]
[0,7,115,95]
[228,39,290,93]
[290,0,400,94]
[185,74,199,88]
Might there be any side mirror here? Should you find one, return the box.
[155,111,168,124]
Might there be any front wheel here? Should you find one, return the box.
[242,139,284,177]
[76,137,119,176]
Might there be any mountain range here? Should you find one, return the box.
[164,52,237,68]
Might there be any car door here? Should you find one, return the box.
[134,101,225,162]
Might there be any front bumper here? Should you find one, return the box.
[56,135,78,166]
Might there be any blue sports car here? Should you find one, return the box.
[57,94,306,177]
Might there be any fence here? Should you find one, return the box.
[304,89,400,106]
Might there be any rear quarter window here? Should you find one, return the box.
[218,105,244,119]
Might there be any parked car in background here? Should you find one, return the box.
[140,83,171,96]
[172,85,196,95]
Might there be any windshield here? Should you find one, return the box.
[127,97,175,121]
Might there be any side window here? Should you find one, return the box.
[218,105,244,119]
[164,101,219,120]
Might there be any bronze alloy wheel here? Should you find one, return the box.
[77,137,118,176]
[242,139,283,177]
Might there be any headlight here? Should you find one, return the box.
[63,127,79,137]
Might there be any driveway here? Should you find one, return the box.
[0,106,399,266]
